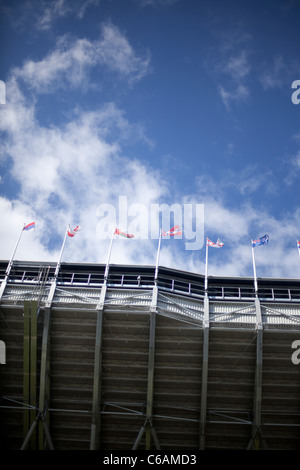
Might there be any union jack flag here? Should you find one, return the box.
[162,225,182,236]
[207,238,224,248]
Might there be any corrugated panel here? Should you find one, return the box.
[262,303,300,327]
[153,314,203,449]
[101,310,150,449]
[210,302,256,325]
[49,308,97,450]
[1,275,300,450]
[261,331,300,449]
[157,292,204,325]
[104,289,152,310]
[2,285,49,304]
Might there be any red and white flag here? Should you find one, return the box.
[162,225,182,236]
[207,238,224,248]
[68,225,81,237]
[114,228,135,238]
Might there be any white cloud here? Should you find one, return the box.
[37,0,71,30]
[204,26,252,110]
[2,70,300,279]
[3,0,100,33]
[0,117,166,266]
[225,50,251,81]
[260,55,286,90]
[12,23,150,94]
[220,165,277,196]
[22,0,101,31]
[219,83,249,110]
[1,19,299,282]
[97,23,151,86]
[0,24,157,266]
[0,197,56,263]
[188,177,300,279]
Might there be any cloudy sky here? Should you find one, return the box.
[1,0,300,280]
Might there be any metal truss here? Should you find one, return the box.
[1,263,300,450]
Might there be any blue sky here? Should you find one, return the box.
[1,0,300,280]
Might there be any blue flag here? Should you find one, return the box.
[252,234,269,247]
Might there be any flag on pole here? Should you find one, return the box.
[297,240,300,254]
[162,225,182,236]
[207,238,224,248]
[205,237,224,292]
[251,234,269,247]
[23,222,35,231]
[54,224,80,277]
[251,234,269,294]
[155,226,182,281]
[104,228,134,281]
[1,222,36,296]
[114,228,135,238]
[68,225,81,237]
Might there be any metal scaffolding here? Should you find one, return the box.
[1,261,300,450]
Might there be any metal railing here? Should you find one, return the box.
[0,261,300,303]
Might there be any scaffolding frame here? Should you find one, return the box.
[1,261,300,450]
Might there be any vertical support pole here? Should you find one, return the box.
[30,301,37,449]
[252,246,258,294]
[23,301,30,443]
[254,297,263,444]
[154,229,162,282]
[90,283,106,449]
[0,225,24,302]
[38,272,58,449]
[132,285,160,450]
[204,239,208,292]
[38,306,51,449]
[145,285,159,449]
[145,309,156,449]
[253,327,263,449]
[248,297,265,449]
[23,301,38,449]
[199,294,209,450]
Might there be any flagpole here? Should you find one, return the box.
[0,224,26,302]
[54,226,69,278]
[5,224,25,277]
[104,227,115,281]
[205,238,208,292]
[251,243,258,295]
[154,228,162,282]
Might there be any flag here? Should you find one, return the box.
[23,222,35,231]
[68,225,81,237]
[297,240,300,254]
[162,225,182,236]
[114,228,135,238]
[207,238,224,248]
[251,234,269,247]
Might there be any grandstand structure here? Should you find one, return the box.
[0,259,300,450]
